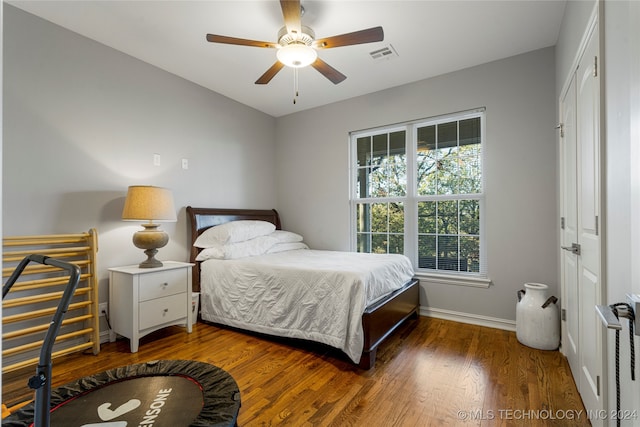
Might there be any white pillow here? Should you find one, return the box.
[266,242,309,254]
[270,230,304,243]
[194,220,276,247]
[195,235,278,261]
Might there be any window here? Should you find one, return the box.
[350,109,485,277]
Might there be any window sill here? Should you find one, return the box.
[415,271,492,288]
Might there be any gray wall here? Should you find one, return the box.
[602,0,640,421]
[276,47,558,324]
[5,5,559,329]
[3,5,277,305]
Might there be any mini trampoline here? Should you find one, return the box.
[3,255,241,427]
[3,359,241,427]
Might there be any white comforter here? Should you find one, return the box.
[199,249,414,363]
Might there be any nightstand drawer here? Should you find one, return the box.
[138,268,186,301]
[139,293,186,330]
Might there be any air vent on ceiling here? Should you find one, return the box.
[369,44,398,61]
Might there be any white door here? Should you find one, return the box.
[575,24,603,420]
[560,73,579,380]
[560,23,604,423]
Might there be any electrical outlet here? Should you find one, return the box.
[99,302,108,316]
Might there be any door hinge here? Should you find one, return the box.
[561,308,566,321]
[594,56,598,77]
[561,217,565,230]
[556,123,564,138]
[596,375,600,396]
[595,215,599,236]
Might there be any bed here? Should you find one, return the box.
[186,206,419,369]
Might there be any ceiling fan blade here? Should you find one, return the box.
[280,0,302,36]
[206,34,278,49]
[313,26,384,49]
[255,61,286,85]
[311,58,347,84]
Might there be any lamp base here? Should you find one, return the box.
[139,248,163,268]
[132,224,169,269]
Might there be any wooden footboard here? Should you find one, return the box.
[360,278,420,369]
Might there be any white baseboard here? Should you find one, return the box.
[97,309,514,345]
[420,306,516,332]
[99,330,111,344]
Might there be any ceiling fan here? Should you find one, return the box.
[205,0,384,86]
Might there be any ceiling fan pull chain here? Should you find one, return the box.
[293,68,299,104]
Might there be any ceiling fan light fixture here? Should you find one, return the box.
[277,43,317,68]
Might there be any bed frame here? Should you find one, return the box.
[186,206,419,369]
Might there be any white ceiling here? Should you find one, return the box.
[9,0,567,117]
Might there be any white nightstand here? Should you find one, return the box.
[108,261,194,352]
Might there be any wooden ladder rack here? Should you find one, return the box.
[2,230,100,374]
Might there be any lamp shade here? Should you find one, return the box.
[276,44,318,68]
[122,186,177,222]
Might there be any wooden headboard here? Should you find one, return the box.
[186,207,282,291]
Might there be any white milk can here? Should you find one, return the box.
[516,283,559,350]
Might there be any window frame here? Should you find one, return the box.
[349,108,488,284]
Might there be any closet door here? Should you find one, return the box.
[560,21,604,424]
[575,23,603,420]
[560,73,579,381]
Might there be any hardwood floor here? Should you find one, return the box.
[2,317,589,426]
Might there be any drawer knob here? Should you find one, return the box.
[162,282,169,287]
[163,308,169,314]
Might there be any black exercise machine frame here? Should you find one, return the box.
[3,254,81,427]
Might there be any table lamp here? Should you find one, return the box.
[122,185,177,268]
